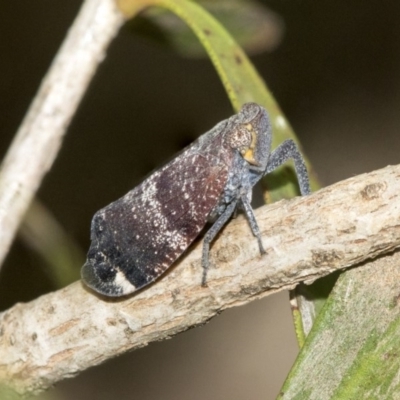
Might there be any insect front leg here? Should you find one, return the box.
[265,139,311,196]
[201,201,237,286]
[240,195,266,255]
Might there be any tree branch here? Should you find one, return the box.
[0,0,125,270]
[1,164,400,395]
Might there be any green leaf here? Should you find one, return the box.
[128,0,284,58]
[279,252,400,399]
[0,384,59,400]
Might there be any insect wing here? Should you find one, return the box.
[82,134,231,296]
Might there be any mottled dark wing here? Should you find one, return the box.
[82,144,231,296]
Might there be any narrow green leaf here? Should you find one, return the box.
[279,252,400,399]
[128,0,283,58]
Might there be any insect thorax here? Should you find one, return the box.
[208,151,253,221]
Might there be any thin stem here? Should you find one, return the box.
[0,0,125,270]
[1,164,399,396]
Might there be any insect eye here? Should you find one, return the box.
[227,125,252,151]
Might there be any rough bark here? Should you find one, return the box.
[1,164,400,396]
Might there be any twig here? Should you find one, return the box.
[1,164,400,396]
[0,0,125,270]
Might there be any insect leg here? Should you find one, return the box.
[265,139,311,195]
[240,196,266,255]
[202,200,237,286]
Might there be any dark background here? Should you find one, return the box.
[1,1,400,399]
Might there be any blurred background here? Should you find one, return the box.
[1,1,400,399]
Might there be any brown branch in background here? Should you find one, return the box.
[1,164,400,396]
[0,0,125,271]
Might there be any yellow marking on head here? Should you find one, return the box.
[242,126,260,166]
[243,148,259,166]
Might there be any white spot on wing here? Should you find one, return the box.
[114,271,137,294]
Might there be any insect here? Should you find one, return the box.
[81,103,310,296]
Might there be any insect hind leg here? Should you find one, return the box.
[202,201,237,286]
[265,139,311,196]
